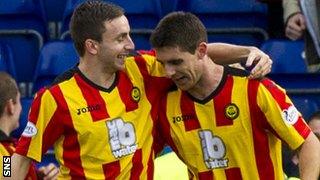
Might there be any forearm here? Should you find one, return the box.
[207,43,256,65]
[9,153,32,180]
[298,133,320,180]
[282,0,301,22]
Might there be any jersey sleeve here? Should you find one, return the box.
[15,88,64,162]
[133,50,174,93]
[255,78,311,150]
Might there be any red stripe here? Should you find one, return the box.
[225,167,242,180]
[260,79,311,139]
[15,88,46,156]
[51,85,85,179]
[130,149,143,180]
[137,49,156,56]
[198,171,214,180]
[158,94,179,153]
[146,149,154,180]
[248,80,274,180]
[1,142,15,155]
[103,160,120,180]
[214,76,234,126]
[181,92,200,131]
[74,73,109,122]
[117,71,138,112]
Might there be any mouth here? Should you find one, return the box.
[117,54,129,59]
[173,76,188,84]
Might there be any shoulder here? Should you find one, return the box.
[51,67,77,86]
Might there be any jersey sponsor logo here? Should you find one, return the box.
[131,87,141,102]
[199,130,229,169]
[172,114,196,123]
[22,121,37,137]
[76,104,101,115]
[225,103,239,120]
[106,118,137,158]
[282,105,299,125]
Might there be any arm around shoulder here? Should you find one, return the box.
[297,132,320,180]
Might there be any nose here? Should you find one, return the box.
[164,64,176,78]
[125,35,135,51]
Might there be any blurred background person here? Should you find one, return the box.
[283,0,320,72]
[0,71,59,179]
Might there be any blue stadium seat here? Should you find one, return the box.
[261,40,307,73]
[0,43,16,78]
[291,96,319,121]
[176,0,269,46]
[32,41,79,94]
[0,0,47,83]
[61,0,162,49]
[42,0,67,22]
[11,97,33,138]
[268,73,320,122]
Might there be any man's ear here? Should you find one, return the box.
[197,42,207,59]
[85,39,99,55]
[5,99,15,115]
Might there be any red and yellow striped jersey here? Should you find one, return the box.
[16,51,172,179]
[0,130,37,179]
[158,67,311,180]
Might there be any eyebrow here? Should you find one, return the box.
[115,32,128,39]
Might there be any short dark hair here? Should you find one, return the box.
[0,72,18,117]
[150,11,207,54]
[70,0,124,56]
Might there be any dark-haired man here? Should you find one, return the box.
[151,12,320,180]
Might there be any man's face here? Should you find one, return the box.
[156,46,202,91]
[97,15,135,71]
[309,118,320,140]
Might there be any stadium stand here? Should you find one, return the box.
[175,0,269,46]
[0,0,47,85]
[32,41,79,94]
[42,0,68,39]
[261,39,307,73]
[60,0,163,50]
[0,43,16,79]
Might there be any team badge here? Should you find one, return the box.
[281,105,299,125]
[225,103,239,120]
[131,87,140,102]
[22,122,37,137]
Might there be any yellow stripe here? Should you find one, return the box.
[257,84,305,149]
[27,90,57,162]
[60,77,106,179]
[141,54,166,77]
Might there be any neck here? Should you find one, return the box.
[0,118,13,137]
[188,59,224,100]
[78,58,117,89]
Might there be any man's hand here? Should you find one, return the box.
[37,163,59,180]
[285,13,306,40]
[245,47,272,79]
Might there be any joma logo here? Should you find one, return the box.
[77,104,100,115]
